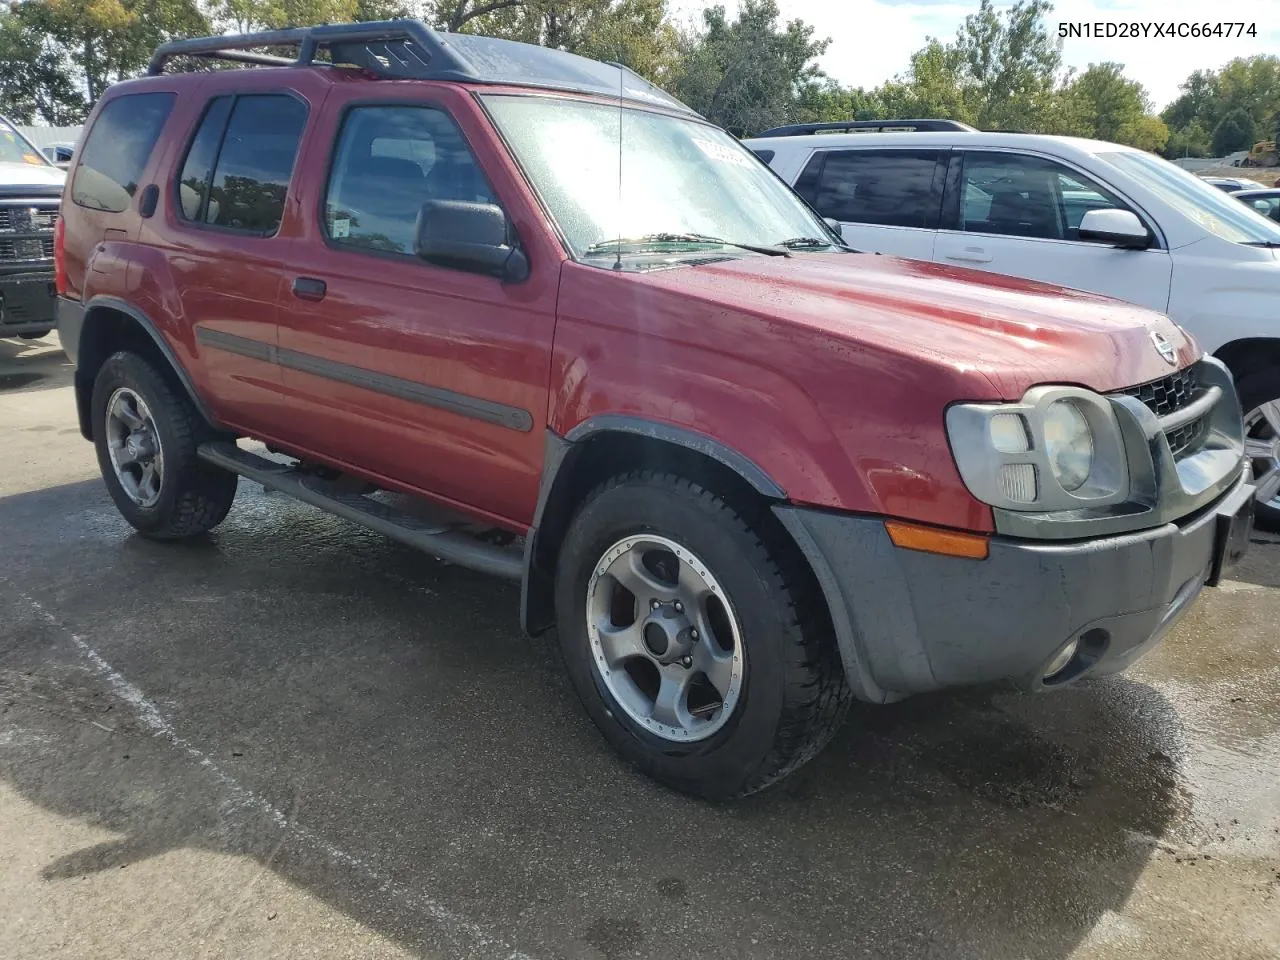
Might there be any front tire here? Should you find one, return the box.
[91,351,238,540]
[554,471,850,799]
[1239,367,1280,532]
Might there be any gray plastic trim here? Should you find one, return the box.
[194,326,534,432]
[82,296,220,428]
[563,415,785,498]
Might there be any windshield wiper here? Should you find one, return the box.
[583,232,790,258]
[1241,240,1280,247]
[778,235,851,250]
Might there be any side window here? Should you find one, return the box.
[793,152,823,206]
[324,105,496,257]
[177,96,233,221]
[177,94,307,234]
[809,150,943,228]
[751,148,775,164]
[1255,197,1280,223]
[958,152,1131,242]
[72,93,176,213]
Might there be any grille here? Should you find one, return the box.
[1114,366,1203,457]
[0,205,59,233]
[0,236,55,262]
[1117,366,1197,417]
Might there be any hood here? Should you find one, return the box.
[0,160,66,193]
[637,252,1196,399]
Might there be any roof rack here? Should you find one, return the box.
[147,19,699,116]
[756,119,977,137]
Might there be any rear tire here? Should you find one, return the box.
[91,351,238,540]
[554,470,850,799]
[1238,367,1280,533]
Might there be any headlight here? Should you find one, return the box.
[1043,400,1093,491]
[946,386,1128,511]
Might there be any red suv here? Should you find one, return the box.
[56,21,1254,798]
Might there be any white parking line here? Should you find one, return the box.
[5,583,537,960]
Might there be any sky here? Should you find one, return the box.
[669,0,1280,110]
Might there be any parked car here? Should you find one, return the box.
[0,115,64,339]
[1235,188,1280,223]
[746,121,1280,530]
[1200,176,1263,193]
[41,142,76,169]
[56,22,1253,798]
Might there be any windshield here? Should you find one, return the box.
[481,95,836,260]
[1098,150,1280,245]
[0,119,51,166]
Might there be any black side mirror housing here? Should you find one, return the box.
[414,200,530,282]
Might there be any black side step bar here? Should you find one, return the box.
[197,442,523,581]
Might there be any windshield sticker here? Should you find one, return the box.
[331,217,350,239]
[692,138,752,169]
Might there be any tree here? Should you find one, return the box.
[1214,55,1280,132]
[0,4,88,123]
[1162,69,1218,133]
[1117,115,1168,154]
[1213,107,1257,155]
[1063,62,1149,143]
[1165,120,1210,158]
[667,0,829,136]
[874,0,1066,132]
[424,1,678,83]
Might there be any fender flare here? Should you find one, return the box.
[72,296,220,436]
[519,417,786,636]
[562,415,785,498]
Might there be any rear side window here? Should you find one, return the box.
[324,105,495,256]
[802,149,944,228]
[751,149,775,163]
[177,94,308,234]
[72,93,176,213]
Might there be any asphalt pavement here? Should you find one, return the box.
[2,333,1278,960]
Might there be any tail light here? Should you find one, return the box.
[53,212,67,296]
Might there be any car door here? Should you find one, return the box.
[272,87,559,527]
[152,79,321,434]
[791,147,946,260]
[933,150,1173,313]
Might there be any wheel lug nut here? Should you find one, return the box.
[650,599,660,609]
[674,601,683,612]
[691,629,698,639]
[680,655,692,668]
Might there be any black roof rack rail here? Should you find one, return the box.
[755,119,977,137]
[148,20,472,78]
[147,19,700,116]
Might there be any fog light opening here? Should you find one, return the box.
[1043,639,1079,683]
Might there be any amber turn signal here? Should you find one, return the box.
[884,520,990,560]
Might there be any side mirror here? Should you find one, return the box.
[1252,200,1272,213]
[1078,208,1151,249]
[415,200,529,282]
[824,217,844,239]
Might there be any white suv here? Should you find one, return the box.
[746,121,1280,529]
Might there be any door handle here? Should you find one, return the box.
[292,277,327,302]
[944,246,992,264]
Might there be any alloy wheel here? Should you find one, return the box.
[585,534,745,743]
[104,387,165,508]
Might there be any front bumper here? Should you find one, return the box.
[775,474,1254,703]
[0,266,56,336]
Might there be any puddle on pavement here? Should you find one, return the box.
[1126,575,1280,855]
